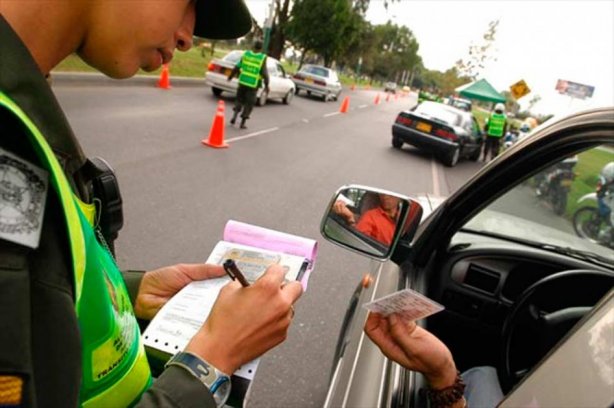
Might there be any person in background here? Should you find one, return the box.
[0,1,302,407]
[227,39,270,129]
[481,103,508,162]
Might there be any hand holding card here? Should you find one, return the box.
[363,288,444,321]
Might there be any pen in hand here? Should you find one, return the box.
[223,259,250,287]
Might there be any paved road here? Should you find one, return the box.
[52,75,484,408]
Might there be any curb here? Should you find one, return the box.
[49,72,207,88]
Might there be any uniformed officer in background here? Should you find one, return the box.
[0,1,302,407]
[481,103,508,162]
[228,39,270,129]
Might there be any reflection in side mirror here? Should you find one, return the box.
[320,185,423,260]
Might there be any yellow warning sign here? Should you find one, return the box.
[510,80,531,100]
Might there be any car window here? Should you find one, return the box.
[472,117,481,134]
[460,144,614,264]
[223,50,243,64]
[267,60,280,76]
[414,102,462,126]
[302,66,330,78]
[277,63,287,78]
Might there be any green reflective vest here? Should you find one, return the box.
[487,112,506,137]
[0,92,152,407]
[238,50,266,88]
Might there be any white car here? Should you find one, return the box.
[204,50,296,106]
[292,64,342,102]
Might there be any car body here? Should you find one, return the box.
[320,107,614,408]
[292,64,342,102]
[392,101,484,167]
[204,50,296,106]
[384,81,397,93]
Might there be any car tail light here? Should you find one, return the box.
[315,79,326,86]
[293,74,304,80]
[207,62,215,71]
[396,116,413,126]
[435,128,458,141]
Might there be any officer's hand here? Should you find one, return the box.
[364,312,457,389]
[134,264,225,320]
[185,265,303,374]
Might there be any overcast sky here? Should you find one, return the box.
[245,0,613,116]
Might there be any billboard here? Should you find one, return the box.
[555,79,595,99]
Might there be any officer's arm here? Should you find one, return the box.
[260,57,270,88]
[136,367,217,408]
[228,63,240,81]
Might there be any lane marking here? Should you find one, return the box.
[324,112,340,118]
[431,159,440,196]
[302,118,309,123]
[226,127,279,143]
[358,104,368,109]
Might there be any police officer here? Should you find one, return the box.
[481,103,508,162]
[228,39,270,129]
[0,2,302,407]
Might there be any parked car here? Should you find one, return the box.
[292,64,342,102]
[448,96,472,112]
[392,101,483,167]
[384,81,397,93]
[204,50,295,106]
[320,107,614,408]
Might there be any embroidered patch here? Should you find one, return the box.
[0,375,23,406]
[0,147,48,249]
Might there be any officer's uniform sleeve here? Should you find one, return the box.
[121,270,145,307]
[136,366,216,408]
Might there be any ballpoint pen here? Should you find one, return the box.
[223,259,250,287]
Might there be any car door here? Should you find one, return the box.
[266,59,280,98]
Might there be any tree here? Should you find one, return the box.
[267,0,292,60]
[285,0,356,67]
[455,19,499,80]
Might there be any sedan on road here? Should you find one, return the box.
[205,50,296,106]
[392,101,484,167]
[292,64,342,102]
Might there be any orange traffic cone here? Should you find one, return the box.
[339,96,350,113]
[385,93,390,102]
[202,101,228,148]
[157,64,171,89]
[374,93,380,105]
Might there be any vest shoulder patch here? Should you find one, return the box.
[0,147,48,249]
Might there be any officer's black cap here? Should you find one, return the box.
[194,0,253,39]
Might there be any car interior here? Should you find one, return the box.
[410,142,614,394]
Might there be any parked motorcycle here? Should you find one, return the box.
[535,156,578,215]
[572,176,614,246]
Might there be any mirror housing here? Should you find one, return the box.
[320,185,423,260]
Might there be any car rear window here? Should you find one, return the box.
[415,102,462,126]
[302,66,330,78]
[223,51,243,64]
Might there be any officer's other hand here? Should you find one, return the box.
[134,264,225,320]
[185,264,303,374]
[364,312,458,389]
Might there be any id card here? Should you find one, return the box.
[363,288,444,322]
[223,248,281,284]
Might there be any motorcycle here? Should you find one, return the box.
[502,130,519,151]
[535,156,578,215]
[572,176,614,247]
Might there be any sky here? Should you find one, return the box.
[245,0,614,116]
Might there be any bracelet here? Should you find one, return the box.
[427,371,466,408]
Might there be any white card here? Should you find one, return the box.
[363,288,444,322]
[0,148,48,249]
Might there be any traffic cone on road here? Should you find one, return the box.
[202,100,228,148]
[157,64,171,89]
[374,93,380,105]
[339,96,350,113]
[385,93,390,102]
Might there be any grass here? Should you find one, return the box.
[566,148,612,215]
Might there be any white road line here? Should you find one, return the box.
[358,104,368,109]
[302,118,309,123]
[324,112,340,118]
[226,127,279,143]
[431,159,440,196]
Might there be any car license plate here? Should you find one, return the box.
[305,77,314,84]
[416,122,432,133]
[561,178,573,187]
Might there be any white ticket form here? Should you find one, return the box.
[363,288,444,321]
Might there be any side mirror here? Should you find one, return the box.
[320,185,423,260]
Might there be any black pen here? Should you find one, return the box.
[223,259,250,287]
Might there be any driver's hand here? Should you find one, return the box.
[364,312,458,389]
[332,200,356,225]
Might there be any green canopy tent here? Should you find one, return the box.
[455,79,506,103]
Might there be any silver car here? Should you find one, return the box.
[292,64,342,102]
[204,50,296,106]
[320,107,614,407]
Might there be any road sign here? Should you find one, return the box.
[510,79,531,100]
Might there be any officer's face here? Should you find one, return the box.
[78,0,196,79]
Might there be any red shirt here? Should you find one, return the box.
[356,207,397,245]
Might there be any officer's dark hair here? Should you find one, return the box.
[253,39,263,51]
